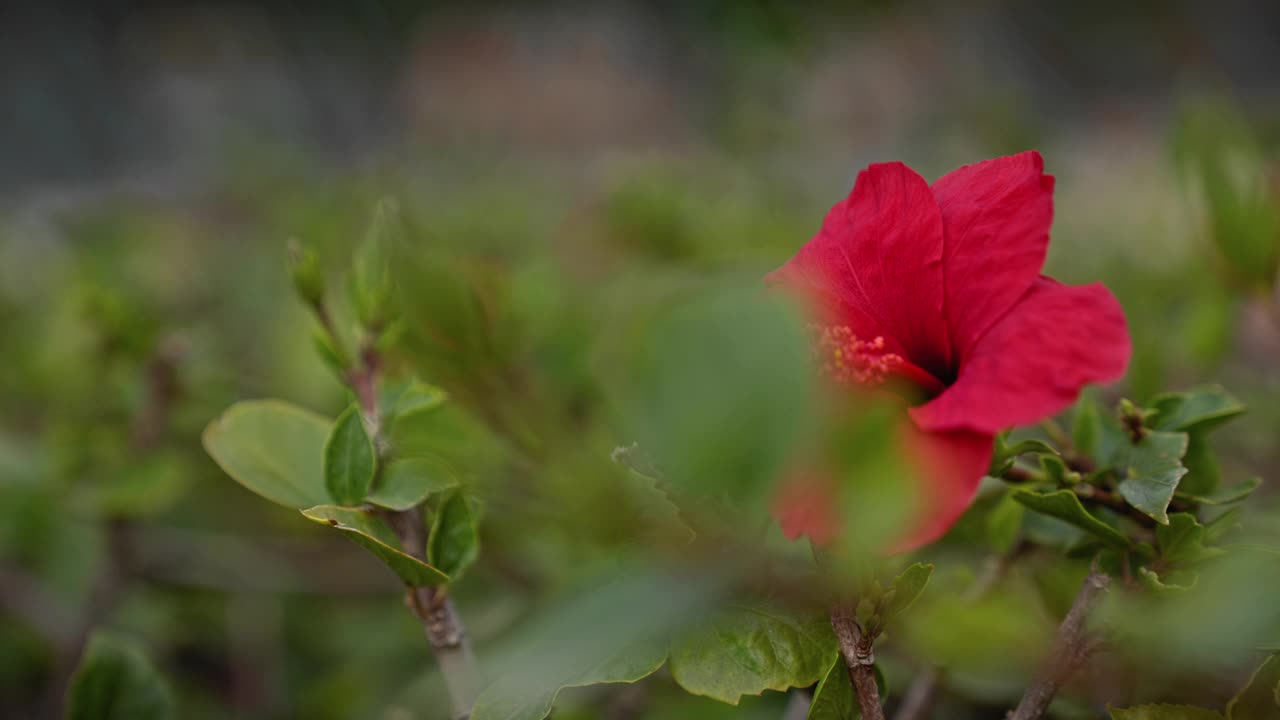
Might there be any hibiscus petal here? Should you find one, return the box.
[767,162,950,379]
[910,278,1131,435]
[934,151,1055,361]
[890,426,994,553]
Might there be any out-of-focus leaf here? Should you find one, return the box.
[202,400,331,509]
[878,563,933,627]
[991,436,1058,475]
[1116,431,1189,525]
[1109,704,1224,720]
[615,288,813,511]
[76,452,189,518]
[1150,387,1246,434]
[323,404,376,506]
[669,603,834,705]
[1073,391,1102,459]
[1180,433,1222,497]
[1137,567,1196,594]
[986,492,1025,554]
[427,491,479,581]
[1158,514,1226,565]
[1178,478,1263,507]
[470,638,667,720]
[1012,489,1130,548]
[347,198,399,330]
[67,631,176,720]
[366,456,458,511]
[300,505,448,586]
[1226,654,1280,720]
[1204,508,1244,544]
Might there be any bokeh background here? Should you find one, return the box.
[2,2,1279,719]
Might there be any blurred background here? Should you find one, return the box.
[2,1,1279,719]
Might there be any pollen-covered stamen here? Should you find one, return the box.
[813,325,904,385]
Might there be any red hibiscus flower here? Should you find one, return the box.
[768,151,1131,552]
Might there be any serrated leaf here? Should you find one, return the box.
[366,456,458,511]
[203,400,331,508]
[1178,477,1263,507]
[986,492,1025,554]
[1157,514,1226,565]
[1227,654,1280,720]
[427,491,479,581]
[67,631,176,720]
[1109,704,1224,719]
[1012,489,1130,548]
[301,505,448,586]
[879,563,933,625]
[470,638,667,720]
[669,604,835,705]
[323,404,376,506]
[1150,386,1246,433]
[1116,431,1189,525]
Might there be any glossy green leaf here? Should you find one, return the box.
[67,631,176,720]
[669,604,835,705]
[202,400,331,509]
[1150,386,1246,433]
[323,404,376,506]
[1109,704,1224,720]
[366,456,458,511]
[1227,654,1280,720]
[1012,489,1130,548]
[1178,477,1263,507]
[469,638,667,720]
[300,505,449,586]
[879,563,933,626]
[1116,430,1189,525]
[1157,514,1226,565]
[427,491,480,581]
[986,492,1025,554]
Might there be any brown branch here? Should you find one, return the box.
[830,603,886,720]
[1007,565,1111,720]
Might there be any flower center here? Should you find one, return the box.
[812,325,904,386]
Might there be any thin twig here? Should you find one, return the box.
[351,334,478,719]
[1007,564,1111,720]
[830,603,886,720]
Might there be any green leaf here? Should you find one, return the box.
[383,379,447,424]
[348,198,399,331]
[202,400,331,509]
[807,655,855,720]
[427,491,480,581]
[323,404,376,506]
[67,631,176,720]
[1040,454,1073,485]
[1137,567,1196,594]
[365,456,458,511]
[806,654,889,720]
[991,435,1058,474]
[1227,654,1280,720]
[1116,431,1189,525]
[1178,477,1263,507]
[669,604,835,705]
[470,638,667,720]
[1109,704,1224,719]
[986,492,1025,554]
[300,505,449,586]
[879,563,933,626]
[1150,386,1246,433]
[1157,514,1226,565]
[1179,433,1223,497]
[1073,391,1102,459]
[1012,489,1130,548]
